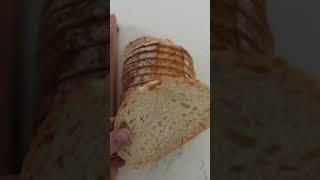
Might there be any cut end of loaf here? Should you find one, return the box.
[114,78,210,170]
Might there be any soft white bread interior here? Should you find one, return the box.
[114,78,210,170]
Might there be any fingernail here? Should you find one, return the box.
[114,129,130,144]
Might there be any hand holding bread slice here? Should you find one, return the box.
[114,36,210,169]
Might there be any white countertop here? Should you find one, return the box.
[111,0,210,179]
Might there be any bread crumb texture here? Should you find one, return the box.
[114,78,210,169]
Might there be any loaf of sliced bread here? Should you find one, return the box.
[120,36,196,100]
[114,78,210,169]
[117,36,210,169]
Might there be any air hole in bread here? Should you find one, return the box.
[180,102,190,108]
[130,100,136,105]
[122,103,128,108]
[192,106,198,111]
[137,161,143,166]
[139,117,145,123]
[172,99,176,102]
[155,146,160,152]
[182,114,187,117]
[199,122,206,129]
[129,119,134,124]
[158,121,163,127]
[123,148,132,156]
[120,122,128,129]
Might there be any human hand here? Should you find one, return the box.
[110,117,131,180]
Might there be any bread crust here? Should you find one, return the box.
[124,42,193,63]
[124,46,194,72]
[114,78,210,169]
[122,57,195,76]
[121,36,196,98]
[122,67,193,84]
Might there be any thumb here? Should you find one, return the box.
[110,129,131,155]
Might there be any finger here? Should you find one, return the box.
[110,129,131,155]
[110,168,117,180]
[110,117,115,130]
[111,157,126,169]
[111,153,118,159]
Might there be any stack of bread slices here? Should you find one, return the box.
[114,36,210,170]
[120,36,196,99]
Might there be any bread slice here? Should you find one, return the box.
[123,36,167,58]
[122,74,181,94]
[120,74,182,102]
[114,78,210,170]
[125,45,193,66]
[122,66,193,83]
[122,58,195,77]
[120,73,181,100]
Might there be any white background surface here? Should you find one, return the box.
[111,0,210,180]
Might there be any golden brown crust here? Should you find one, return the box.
[122,65,195,79]
[122,67,192,84]
[124,46,194,66]
[125,40,193,62]
[122,58,195,76]
[121,36,196,98]
[123,36,161,58]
